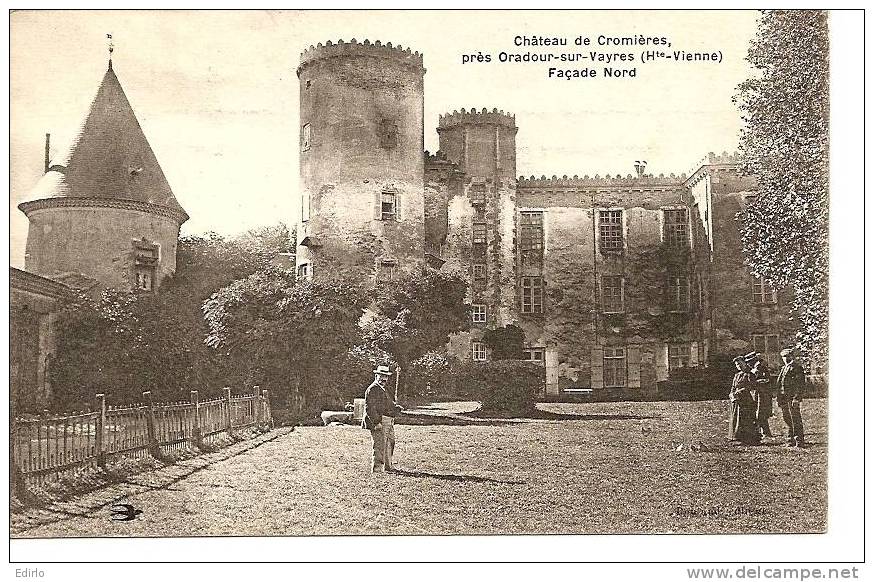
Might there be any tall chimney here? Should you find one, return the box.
[44,133,50,173]
[634,160,647,178]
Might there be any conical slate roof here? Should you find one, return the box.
[21,62,188,222]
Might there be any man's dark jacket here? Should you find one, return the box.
[362,381,402,430]
[776,361,806,401]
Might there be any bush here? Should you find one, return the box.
[406,352,454,399]
[452,360,544,413]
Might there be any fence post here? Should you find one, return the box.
[191,390,202,449]
[224,387,233,437]
[253,385,261,428]
[143,391,160,459]
[262,389,274,429]
[95,393,106,469]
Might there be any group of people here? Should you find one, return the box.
[729,347,806,447]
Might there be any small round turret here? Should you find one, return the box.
[436,108,517,178]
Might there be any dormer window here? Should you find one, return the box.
[133,240,159,292]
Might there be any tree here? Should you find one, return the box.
[482,324,525,360]
[202,269,368,415]
[49,224,296,408]
[734,10,829,366]
[363,266,469,394]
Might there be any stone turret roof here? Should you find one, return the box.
[20,62,188,223]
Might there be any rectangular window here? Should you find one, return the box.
[668,344,692,371]
[599,210,623,252]
[520,211,544,265]
[301,123,311,151]
[663,208,689,247]
[470,184,486,206]
[603,347,627,388]
[752,276,777,304]
[473,223,487,245]
[380,191,397,221]
[523,347,545,364]
[752,333,781,368]
[668,272,691,312]
[602,275,624,313]
[296,263,311,279]
[471,304,487,324]
[521,276,544,314]
[378,260,397,282]
[301,192,310,222]
[135,269,153,292]
[133,242,158,293]
[473,264,486,284]
[472,341,487,362]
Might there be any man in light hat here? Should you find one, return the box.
[362,365,403,472]
[775,348,806,447]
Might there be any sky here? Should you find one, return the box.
[9,9,759,267]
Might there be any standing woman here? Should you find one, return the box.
[728,356,760,445]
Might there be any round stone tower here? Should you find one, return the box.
[436,108,517,179]
[296,39,426,282]
[18,61,188,293]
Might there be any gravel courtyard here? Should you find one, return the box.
[14,399,827,537]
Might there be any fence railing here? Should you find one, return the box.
[11,386,273,493]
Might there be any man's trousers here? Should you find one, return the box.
[369,416,396,472]
[778,396,805,444]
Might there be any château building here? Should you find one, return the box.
[295,39,795,398]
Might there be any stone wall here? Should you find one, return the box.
[22,205,180,291]
[10,269,70,411]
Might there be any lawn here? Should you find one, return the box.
[14,398,827,537]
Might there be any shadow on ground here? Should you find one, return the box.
[398,407,661,426]
[396,414,518,427]
[467,409,662,422]
[389,468,525,485]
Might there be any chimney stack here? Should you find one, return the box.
[634,160,647,178]
[44,133,50,173]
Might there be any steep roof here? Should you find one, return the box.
[21,62,188,222]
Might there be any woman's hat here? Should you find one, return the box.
[743,351,759,363]
[733,356,746,364]
[373,365,394,376]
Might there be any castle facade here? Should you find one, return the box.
[294,39,796,397]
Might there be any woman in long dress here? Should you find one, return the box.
[728,356,760,444]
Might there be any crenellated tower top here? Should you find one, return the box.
[437,108,517,131]
[297,39,425,76]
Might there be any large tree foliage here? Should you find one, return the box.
[734,10,829,366]
[202,270,368,414]
[363,266,469,393]
[49,224,295,409]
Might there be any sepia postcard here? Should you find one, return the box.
[5,7,866,572]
